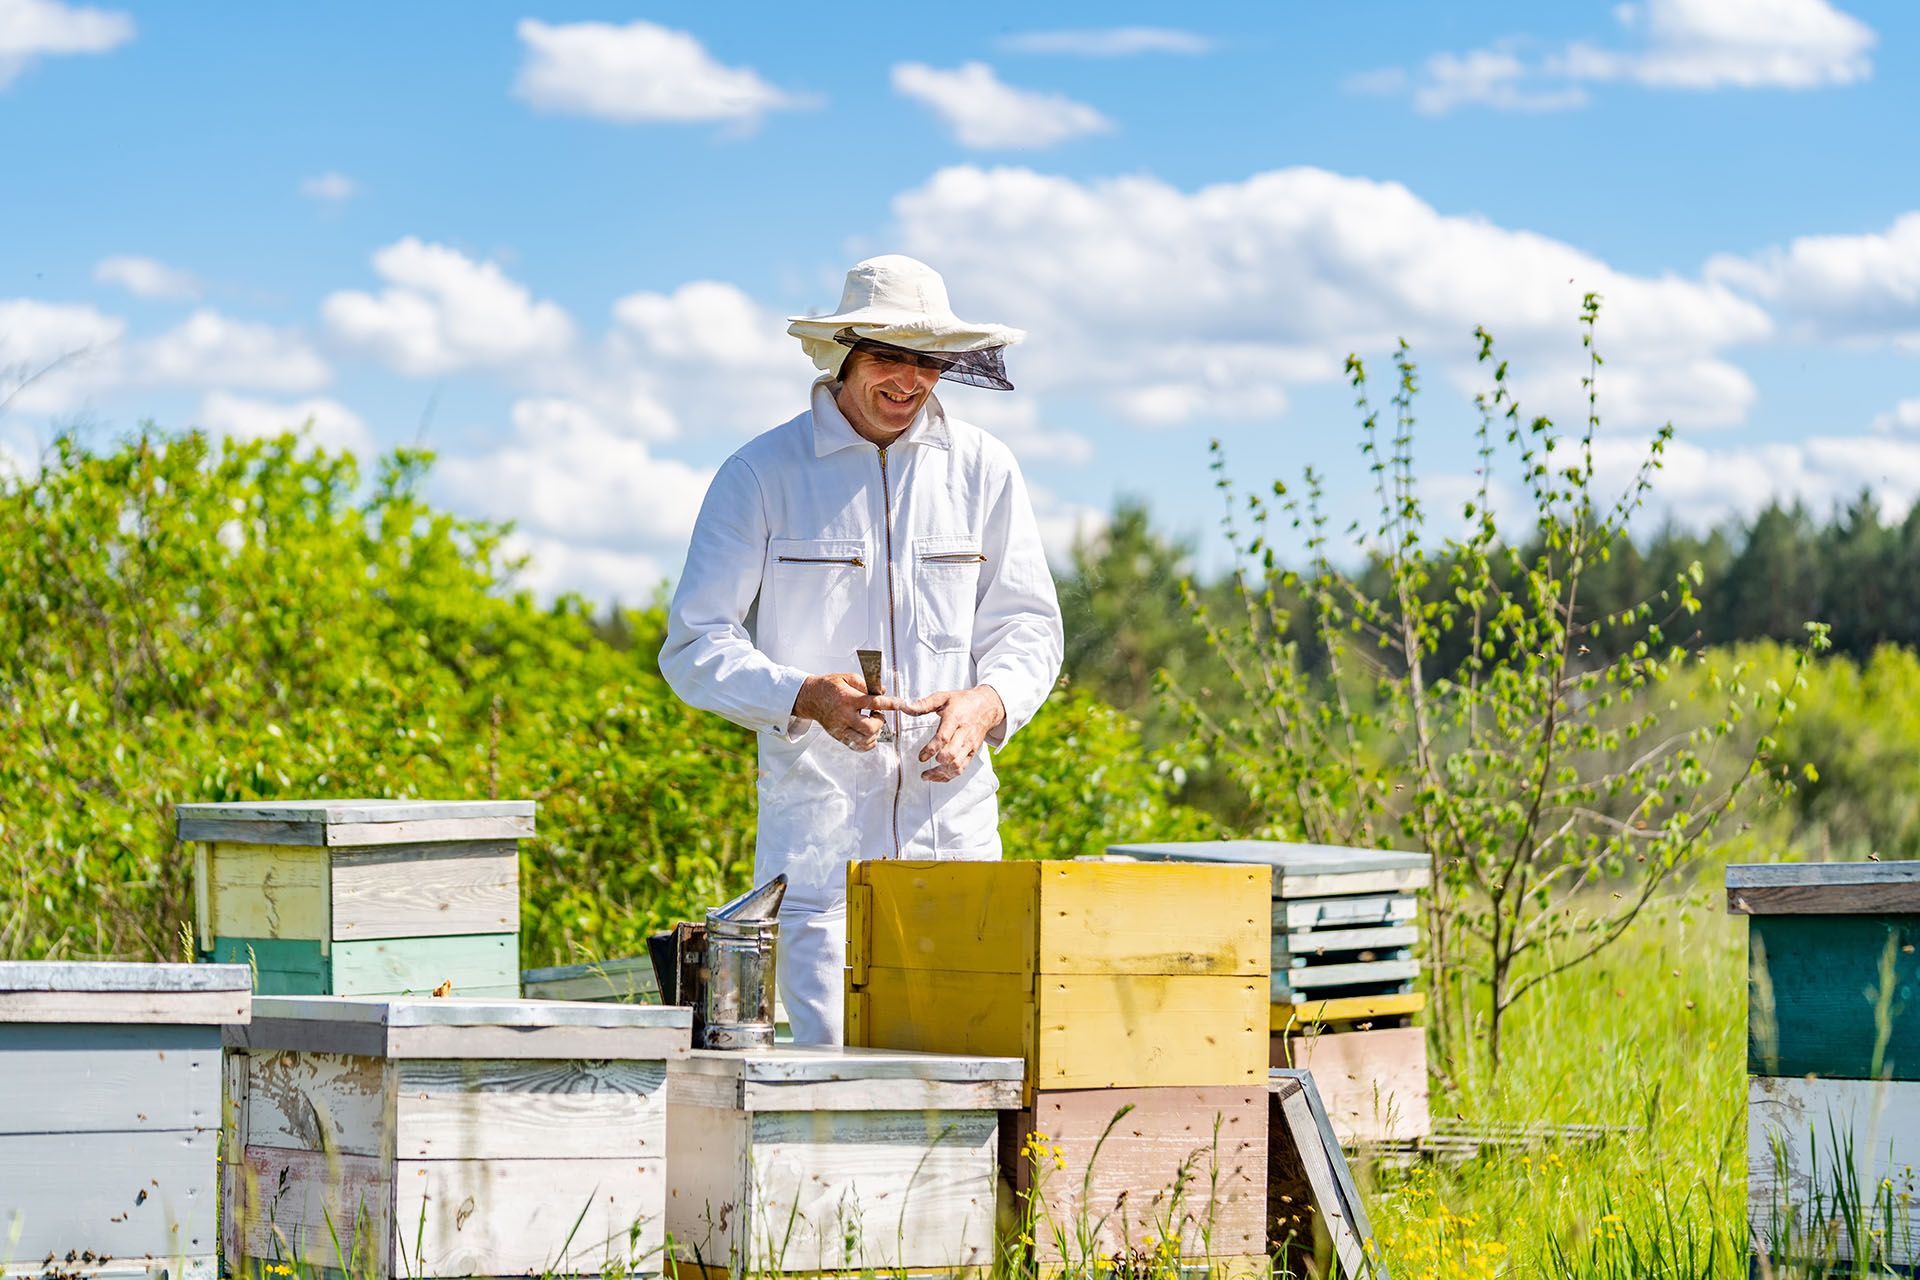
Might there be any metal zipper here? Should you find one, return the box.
[776,554,864,566]
[919,552,986,564]
[877,445,904,858]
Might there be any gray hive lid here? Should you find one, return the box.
[0,961,251,1024]
[676,1043,1027,1084]
[1727,861,1920,914]
[231,994,692,1058]
[1108,840,1430,897]
[176,798,536,847]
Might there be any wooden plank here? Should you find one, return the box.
[229,1143,392,1274]
[0,1023,220,1134]
[192,843,212,953]
[206,936,331,994]
[846,966,1033,1064]
[746,1109,1000,1270]
[209,842,330,941]
[0,961,250,993]
[521,955,661,1003]
[1278,958,1420,993]
[242,1050,392,1156]
[1282,893,1418,932]
[176,818,324,846]
[330,932,518,996]
[1270,1070,1376,1279]
[1109,840,1429,878]
[1275,1025,1430,1143]
[331,842,519,941]
[178,798,535,826]
[1271,991,1426,1031]
[228,1015,689,1061]
[0,1128,217,1261]
[394,1156,665,1277]
[858,861,1040,976]
[1005,1086,1266,1261]
[1034,974,1267,1091]
[1282,868,1430,899]
[226,1016,386,1058]
[742,1077,1022,1113]
[1749,913,1920,1080]
[394,1059,667,1159]
[1728,861,1920,914]
[328,814,535,846]
[1279,924,1420,957]
[681,1043,1025,1085]
[1748,1074,1920,1267]
[664,1099,751,1269]
[0,989,250,1025]
[1036,862,1270,977]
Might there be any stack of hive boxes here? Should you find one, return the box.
[1113,840,1432,1146]
[844,860,1271,1271]
[178,799,531,997]
[1731,861,1920,1272]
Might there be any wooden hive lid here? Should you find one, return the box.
[0,961,252,1024]
[1727,861,1920,915]
[676,1043,1027,1084]
[228,994,693,1059]
[175,798,536,847]
[1108,840,1430,897]
[674,1044,1027,1112]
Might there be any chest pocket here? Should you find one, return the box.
[768,537,870,663]
[913,534,986,655]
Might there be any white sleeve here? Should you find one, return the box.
[659,456,812,737]
[972,455,1064,746]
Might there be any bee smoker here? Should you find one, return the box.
[648,874,787,1049]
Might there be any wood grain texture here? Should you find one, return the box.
[205,936,330,994]
[1274,1025,1430,1143]
[521,955,661,1003]
[0,1023,219,1134]
[1004,1086,1266,1261]
[228,1015,689,1062]
[0,961,249,993]
[852,861,1039,976]
[1109,840,1428,878]
[1730,883,1920,915]
[241,1050,393,1156]
[228,1143,392,1275]
[176,818,324,847]
[1748,1074,1920,1267]
[741,1077,1022,1113]
[327,814,535,847]
[1749,913,1920,1080]
[0,989,250,1025]
[331,842,518,941]
[394,1058,667,1159]
[1270,991,1426,1031]
[192,843,211,953]
[1278,924,1420,957]
[178,798,535,826]
[393,1156,665,1278]
[209,842,330,942]
[742,1109,999,1271]
[665,1099,751,1270]
[1280,867,1430,899]
[1269,1071,1374,1279]
[0,1128,217,1261]
[1274,958,1419,998]
[1035,974,1267,1091]
[1281,893,1419,932]
[329,931,518,997]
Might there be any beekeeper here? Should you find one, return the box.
[659,255,1064,1044]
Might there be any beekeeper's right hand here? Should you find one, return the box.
[792,673,887,751]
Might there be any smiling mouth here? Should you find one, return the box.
[879,390,916,405]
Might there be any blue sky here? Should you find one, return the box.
[4,1,1918,597]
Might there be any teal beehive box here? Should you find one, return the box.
[177,799,532,998]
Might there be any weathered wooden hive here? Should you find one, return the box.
[223,994,691,1279]
[0,960,251,1280]
[1731,862,1920,1271]
[844,859,1270,1267]
[176,799,531,997]
[1112,840,1432,1145]
[664,1045,1024,1277]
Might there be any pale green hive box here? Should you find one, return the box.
[176,799,534,998]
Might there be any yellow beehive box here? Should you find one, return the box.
[845,860,1269,1096]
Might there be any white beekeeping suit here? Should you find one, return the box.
[660,256,1063,1044]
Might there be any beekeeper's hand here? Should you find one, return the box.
[793,673,886,751]
[876,685,1006,782]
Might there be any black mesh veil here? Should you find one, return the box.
[833,328,1014,391]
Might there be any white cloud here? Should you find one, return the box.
[1707,211,1920,348]
[437,397,713,600]
[892,62,1114,150]
[139,308,330,391]
[94,254,199,300]
[497,531,671,605]
[998,27,1211,57]
[0,297,124,415]
[1377,0,1874,115]
[935,386,1093,465]
[889,165,1769,430]
[197,390,373,457]
[1027,482,1105,567]
[1587,431,1920,528]
[512,19,807,126]
[323,237,575,377]
[0,0,133,89]
[1873,399,1920,435]
[299,171,358,203]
